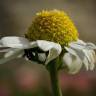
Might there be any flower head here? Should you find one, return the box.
[25,9,78,45]
[0,10,96,74]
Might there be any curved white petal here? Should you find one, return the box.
[65,47,78,56]
[45,48,59,64]
[77,39,86,45]
[0,49,24,64]
[32,40,62,64]
[83,49,96,70]
[0,40,11,52]
[89,50,96,70]
[0,47,12,52]
[63,53,82,74]
[1,36,31,49]
[68,40,96,71]
[36,40,61,52]
[30,41,38,48]
[86,43,96,49]
[69,40,86,50]
[38,53,46,62]
[30,40,62,64]
[83,57,89,70]
[69,39,96,50]
[65,47,85,61]
[38,41,62,64]
[65,47,89,70]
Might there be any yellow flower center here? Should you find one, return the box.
[25,9,79,46]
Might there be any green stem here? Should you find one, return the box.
[47,59,62,96]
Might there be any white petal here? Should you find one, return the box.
[30,41,38,48]
[65,47,77,56]
[38,53,46,62]
[63,53,72,65]
[76,39,86,45]
[0,47,12,52]
[63,53,82,74]
[69,40,86,50]
[0,40,11,52]
[37,40,53,51]
[0,49,24,64]
[89,50,96,70]
[66,39,96,71]
[37,40,61,52]
[28,40,62,64]
[68,46,95,70]
[4,49,22,58]
[1,36,31,49]
[45,48,60,64]
[35,40,61,64]
[70,39,96,50]
[86,43,96,49]
[68,40,96,61]
[65,47,85,60]
[65,47,89,70]
[83,49,96,70]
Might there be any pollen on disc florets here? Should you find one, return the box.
[25,9,79,46]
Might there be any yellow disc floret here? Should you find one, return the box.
[25,9,79,45]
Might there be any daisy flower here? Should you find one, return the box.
[0,9,96,74]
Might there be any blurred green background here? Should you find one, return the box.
[0,0,96,96]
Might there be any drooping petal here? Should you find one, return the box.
[77,39,86,45]
[83,49,96,70]
[63,53,82,74]
[68,40,96,71]
[45,48,59,64]
[37,40,62,64]
[65,47,85,61]
[28,40,62,64]
[65,46,89,70]
[69,39,86,50]
[0,49,24,64]
[83,57,89,70]
[38,53,46,62]
[4,49,23,58]
[0,47,12,52]
[37,40,61,52]
[0,40,11,52]
[33,40,62,64]
[30,41,38,48]
[69,39,96,50]
[1,36,31,49]
[65,47,78,56]
[89,50,96,70]
[86,43,96,49]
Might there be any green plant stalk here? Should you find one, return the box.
[47,59,62,96]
